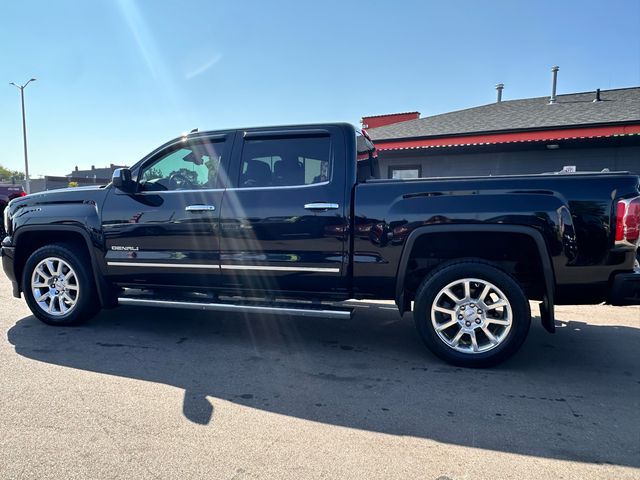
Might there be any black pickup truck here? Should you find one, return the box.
[2,123,640,366]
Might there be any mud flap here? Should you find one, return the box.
[539,293,555,333]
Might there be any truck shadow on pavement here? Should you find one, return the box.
[7,303,640,468]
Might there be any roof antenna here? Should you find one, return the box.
[593,88,602,102]
[548,66,559,104]
[190,128,198,134]
[495,83,504,102]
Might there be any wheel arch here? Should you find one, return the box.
[13,225,113,308]
[395,224,556,332]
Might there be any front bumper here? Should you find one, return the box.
[610,270,640,305]
[0,238,20,298]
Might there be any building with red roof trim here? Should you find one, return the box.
[362,86,640,179]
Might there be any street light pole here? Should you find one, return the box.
[9,78,36,194]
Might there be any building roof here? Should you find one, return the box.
[362,111,420,120]
[362,111,421,129]
[367,87,640,142]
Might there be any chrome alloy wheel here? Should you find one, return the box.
[430,278,512,354]
[30,257,80,316]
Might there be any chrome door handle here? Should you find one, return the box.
[304,202,340,211]
[185,204,216,212]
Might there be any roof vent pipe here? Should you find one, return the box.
[548,66,559,104]
[593,88,602,102]
[495,83,504,102]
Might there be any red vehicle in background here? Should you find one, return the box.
[0,183,26,237]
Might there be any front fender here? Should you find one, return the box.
[10,202,112,308]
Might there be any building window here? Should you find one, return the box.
[389,165,422,179]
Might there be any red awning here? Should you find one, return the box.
[373,124,640,151]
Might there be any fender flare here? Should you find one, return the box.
[394,224,556,332]
[13,225,113,308]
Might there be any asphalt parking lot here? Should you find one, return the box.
[0,275,639,480]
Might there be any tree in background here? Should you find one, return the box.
[142,166,164,181]
[0,165,25,183]
[170,168,200,185]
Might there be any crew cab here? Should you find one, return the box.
[2,123,640,367]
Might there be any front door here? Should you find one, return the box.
[218,127,348,296]
[101,134,233,289]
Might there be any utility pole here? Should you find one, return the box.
[9,78,36,194]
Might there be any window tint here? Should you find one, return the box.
[139,140,224,191]
[239,136,331,188]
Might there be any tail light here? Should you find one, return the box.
[615,196,640,245]
[20,191,26,197]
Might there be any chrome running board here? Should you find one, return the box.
[117,296,353,319]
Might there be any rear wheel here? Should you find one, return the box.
[414,260,531,367]
[22,244,99,326]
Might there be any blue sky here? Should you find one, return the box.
[1,0,639,177]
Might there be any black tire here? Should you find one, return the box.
[414,260,531,368]
[22,243,99,326]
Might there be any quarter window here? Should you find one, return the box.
[238,136,331,188]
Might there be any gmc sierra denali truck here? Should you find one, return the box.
[2,123,640,367]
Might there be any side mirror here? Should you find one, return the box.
[112,168,135,193]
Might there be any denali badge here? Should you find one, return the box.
[111,246,140,251]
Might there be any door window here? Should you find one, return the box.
[139,140,225,191]
[238,136,331,188]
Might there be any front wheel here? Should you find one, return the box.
[22,244,99,326]
[414,261,531,368]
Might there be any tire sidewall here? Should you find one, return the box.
[22,244,95,326]
[414,262,531,367]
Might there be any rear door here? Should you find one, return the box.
[218,126,348,295]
